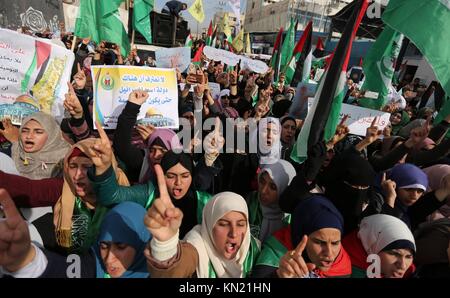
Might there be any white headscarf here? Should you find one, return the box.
[358,214,416,255]
[250,117,281,165]
[258,160,296,241]
[260,159,296,200]
[184,192,252,278]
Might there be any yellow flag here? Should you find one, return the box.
[220,12,232,38]
[188,0,205,23]
[232,30,244,52]
[245,33,252,54]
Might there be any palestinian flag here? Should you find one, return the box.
[210,26,217,48]
[290,20,313,87]
[21,40,52,93]
[311,53,331,70]
[270,27,284,80]
[291,0,369,164]
[313,37,325,58]
[211,26,218,48]
[205,21,213,46]
[185,34,193,48]
[284,20,311,85]
[225,35,233,52]
[192,44,204,65]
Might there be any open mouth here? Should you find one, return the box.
[319,260,333,267]
[74,182,86,190]
[24,140,35,149]
[225,242,238,255]
[173,188,183,197]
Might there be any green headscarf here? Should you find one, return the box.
[391,110,410,135]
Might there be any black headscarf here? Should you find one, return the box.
[160,151,197,238]
[160,151,193,174]
[271,100,292,118]
[321,150,376,234]
[291,195,344,248]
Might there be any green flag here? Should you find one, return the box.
[279,18,296,76]
[284,55,298,85]
[382,0,450,121]
[133,0,153,44]
[359,26,404,110]
[75,0,130,56]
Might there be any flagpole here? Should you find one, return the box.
[129,0,135,46]
[71,36,77,51]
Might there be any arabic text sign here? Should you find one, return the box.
[0,28,74,120]
[307,98,391,137]
[239,56,269,74]
[208,82,221,100]
[340,104,390,137]
[92,66,179,129]
[155,47,191,72]
[203,46,240,66]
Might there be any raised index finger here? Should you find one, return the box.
[77,62,82,73]
[154,164,171,206]
[371,116,379,127]
[339,115,349,126]
[214,117,221,135]
[294,235,308,256]
[0,188,21,220]
[95,120,109,143]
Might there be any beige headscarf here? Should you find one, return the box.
[12,112,71,179]
[53,138,130,248]
[184,192,252,278]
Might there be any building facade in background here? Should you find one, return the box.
[244,0,352,33]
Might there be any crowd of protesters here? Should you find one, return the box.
[0,26,449,279]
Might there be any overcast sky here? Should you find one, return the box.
[155,0,247,34]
